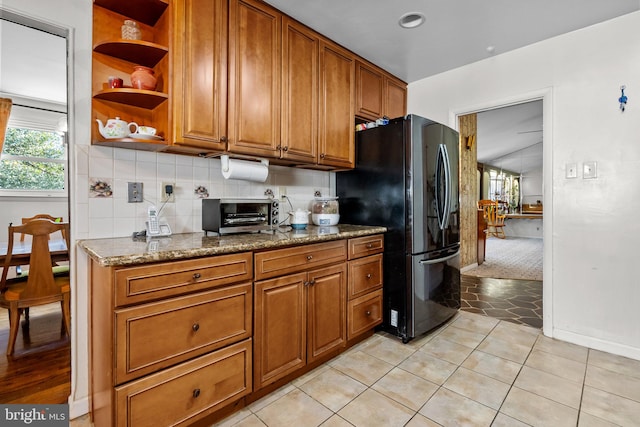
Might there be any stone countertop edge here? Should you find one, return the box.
[78,224,387,267]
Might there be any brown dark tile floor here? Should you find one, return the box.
[460,274,543,329]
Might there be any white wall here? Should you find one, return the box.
[0,199,68,241]
[520,169,543,205]
[409,11,640,360]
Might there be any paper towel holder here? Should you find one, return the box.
[221,154,269,173]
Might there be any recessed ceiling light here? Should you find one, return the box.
[399,12,426,29]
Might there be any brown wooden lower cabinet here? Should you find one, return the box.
[89,236,384,426]
[346,235,384,341]
[115,339,252,427]
[348,289,383,338]
[89,253,253,427]
[253,255,346,390]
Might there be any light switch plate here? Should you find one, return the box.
[128,182,143,203]
[583,161,597,179]
[566,163,577,179]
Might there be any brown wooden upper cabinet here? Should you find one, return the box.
[92,0,402,169]
[280,17,319,164]
[171,0,228,153]
[318,40,356,169]
[355,60,407,122]
[227,0,282,158]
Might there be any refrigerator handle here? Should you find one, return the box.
[441,144,452,230]
[418,250,460,265]
[436,144,452,230]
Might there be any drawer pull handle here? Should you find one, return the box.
[366,273,372,279]
[306,255,313,261]
[193,273,201,280]
[193,388,201,398]
[192,323,200,332]
[366,243,373,249]
[365,310,372,316]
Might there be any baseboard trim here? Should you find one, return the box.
[460,263,479,272]
[552,328,640,361]
[69,397,89,420]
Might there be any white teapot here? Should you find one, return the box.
[96,117,138,139]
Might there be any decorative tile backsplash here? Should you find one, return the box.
[77,145,333,239]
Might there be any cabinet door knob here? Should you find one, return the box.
[283,146,289,152]
[306,255,313,261]
[192,323,200,332]
[221,135,228,142]
[193,273,201,280]
[366,273,372,279]
[309,280,315,286]
[193,388,201,398]
[320,153,325,159]
[365,310,372,316]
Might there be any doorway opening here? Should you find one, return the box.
[458,99,545,329]
[0,11,71,403]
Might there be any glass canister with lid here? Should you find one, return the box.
[121,20,142,40]
[311,197,340,226]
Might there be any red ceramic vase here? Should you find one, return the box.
[130,66,157,91]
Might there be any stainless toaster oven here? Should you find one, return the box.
[202,198,280,234]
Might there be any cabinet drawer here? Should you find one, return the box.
[348,235,384,260]
[348,289,382,339]
[114,252,252,306]
[254,240,347,280]
[115,283,252,384]
[348,254,383,299]
[115,339,252,427]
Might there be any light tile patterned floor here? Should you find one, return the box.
[70,311,640,427]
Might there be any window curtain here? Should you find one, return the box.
[0,97,12,153]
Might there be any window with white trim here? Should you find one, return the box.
[0,105,67,196]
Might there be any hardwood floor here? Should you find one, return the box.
[0,303,71,403]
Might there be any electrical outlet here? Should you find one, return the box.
[161,182,175,202]
[279,186,287,198]
[390,310,398,327]
[128,182,143,203]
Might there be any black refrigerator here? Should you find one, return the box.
[337,114,461,343]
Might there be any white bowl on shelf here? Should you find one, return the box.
[311,213,340,226]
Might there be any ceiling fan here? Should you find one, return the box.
[517,129,543,134]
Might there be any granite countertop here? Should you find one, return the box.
[78,224,386,267]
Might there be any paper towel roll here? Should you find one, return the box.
[221,155,269,182]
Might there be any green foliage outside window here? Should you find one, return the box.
[0,127,66,190]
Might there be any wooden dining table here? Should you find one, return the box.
[0,239,69,267]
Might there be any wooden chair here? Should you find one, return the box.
[20,214,65,242]
[478,199,506,239]
[16,214,67,277]
[0,219,71,355]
